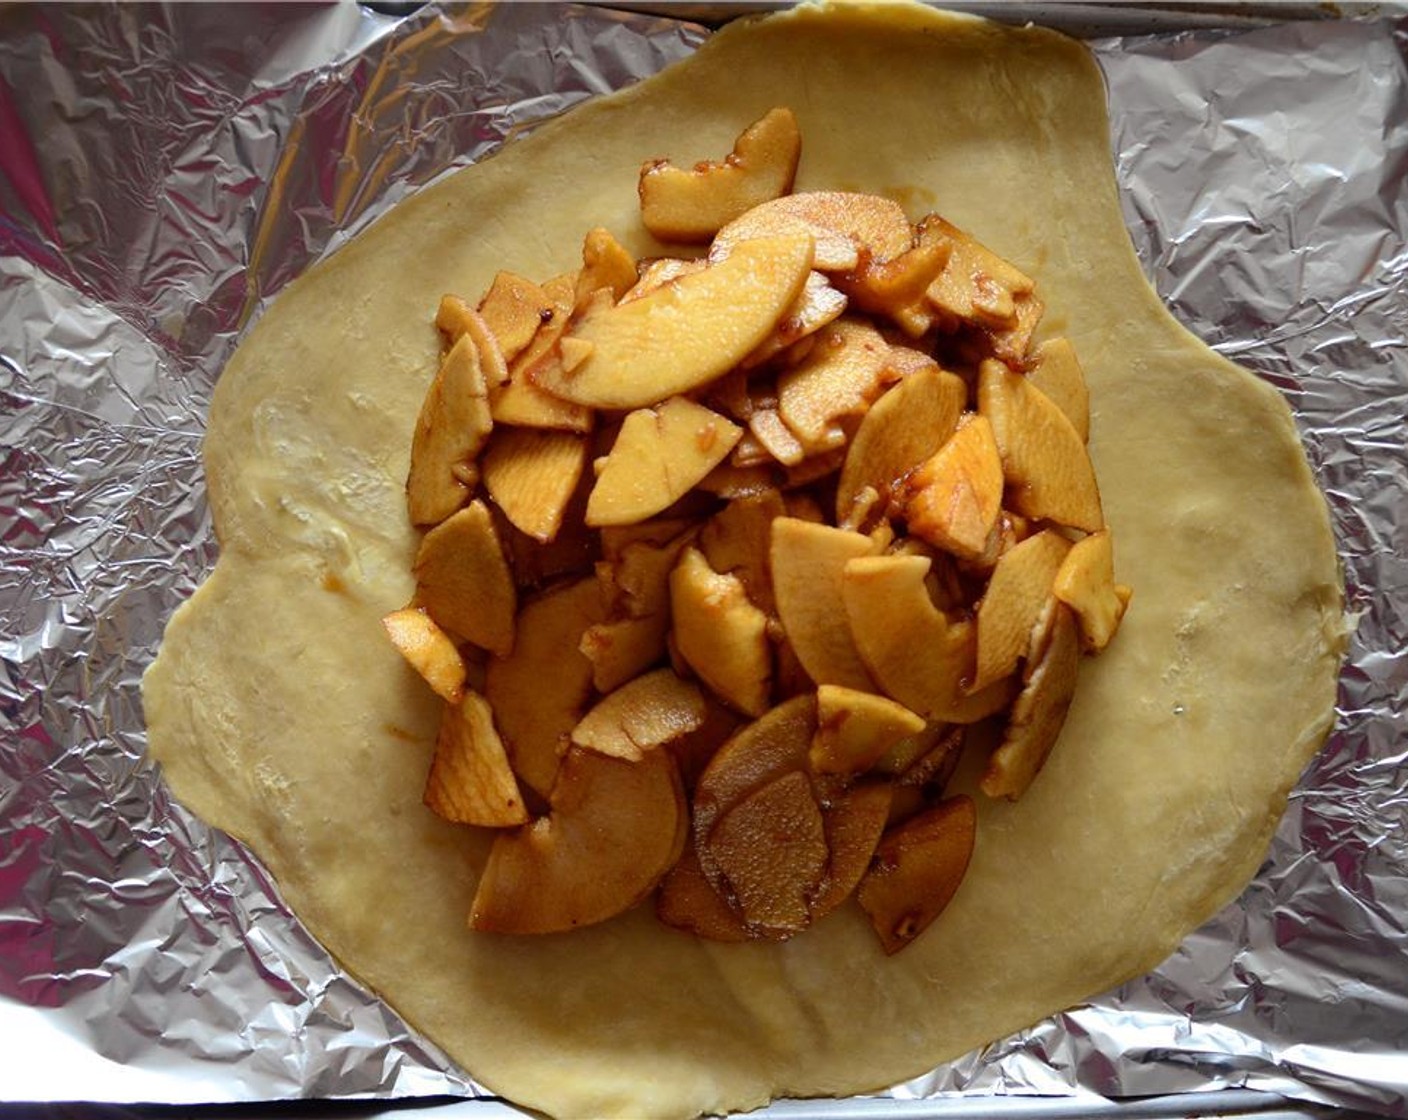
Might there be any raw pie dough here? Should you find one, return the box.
[143,4,1345,1117]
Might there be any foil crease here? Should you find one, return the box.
[0,2,1404,1114]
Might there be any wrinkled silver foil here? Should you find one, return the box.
[0,3,1404,1115]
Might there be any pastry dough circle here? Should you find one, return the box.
[143,4,1345,1117]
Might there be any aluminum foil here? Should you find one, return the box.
[1,2,1404,1115]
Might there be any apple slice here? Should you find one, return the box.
[489,277,593,433]
[978,358,1103,532]
[574,227,639,310]
[406,333,494,526]
[1027,337,1090,442]
[382,606,466,704]
[777,318,894,451]
[413,500,516,657]
[809,684,926,777]
[923,216,1034,330]
[980,599,1081,800]
[711,191,912,273]
[1053,529,1132,653]
[971,528,1072,692]
[469,746,686,934]
[435,296,509,386]
[669,546,773,717]
[770,517,881,691]
[536,234,814,410]
[707,768,828,936]
[834,365,967,524]
[481,427,589,542]
[856,795,976,955]
[810,779,894,921]
[571,668,708,761]
[834,230,951,331]
[424,690,528,827]
[900,413,1005,563]
[984,290,1045,367]
[620,257,707,304]
[692,693,816,886]
[484,576,604,800]
[697,489,787,615]
[655,833,754,942]
[741,270,849,370]
[841,553,1015,723]
[586,397,742,527]
[639,107,801,243]
[476,271,556,364]
[747,409,807,467]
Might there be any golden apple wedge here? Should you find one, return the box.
[469,746,686,934]
[711,191,912,273]
[639,107,801,243]
[841,553,1014,723]
[834,365,967,524]
[980,599,1082,801]
[810,684,926,777]
[978,358,1103,532]
[972,528,1072,692]
[570,668,708,762]
[1027,337,1090,443]
[809,779,894,921]
[586,397,742,527]
[776,318,893,451]
[655,834,753,943]
[405,333,494,526]
[423,690,528,828]
[856,795,976,955]
[901,413,1005,563]
[535,234,814,410]
[770,517,880,692]
[1053,529,1132,653]
[413,500,516,658]
[484,576,603,801]
[669,546,773,717]
[481,427,589,543]
[382,606,467,704]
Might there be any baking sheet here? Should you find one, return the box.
[1,2,1405,1115]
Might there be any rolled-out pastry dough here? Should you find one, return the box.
[143,3,1345,1117]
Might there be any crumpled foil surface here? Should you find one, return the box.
[0,2,1404,1115]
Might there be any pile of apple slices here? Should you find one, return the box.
[383,108,1132,952]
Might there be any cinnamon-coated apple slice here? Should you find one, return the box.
[711,191,912,273]
[406,333,494,526]
[691,694,816,891]
[570,668,707,762]
[978,358,1102,532]
[655,833,753,943]
[639,107,801,243]
[809,684,926,777]
[841,553,1015,723]
[972,529,1072,692]
[424,690,528,828]
[1027,337,1091,442]
[770,517,881,692]
[900,413,1005,563]
[535,234,813,410]
[809,779,894,921]
[706,768,828,936]
[776,318,894,452]
[834,365,967,525]
[585,396,742,527]
[484,576,603,800]
[1053,529,1132,653]
[856,795,976,955]
[382,606,467,704]
[669,546,773,717]
[469,745,686,934]
[474,271,556,364]
[413,500,516,657]
[481,427,589,542]
[573,227,639,310]
[980,597,1081,800]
